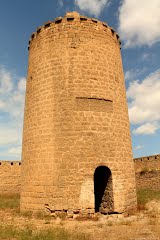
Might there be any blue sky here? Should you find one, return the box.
[0,0,160,160]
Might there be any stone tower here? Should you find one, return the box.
[21,12,137,214]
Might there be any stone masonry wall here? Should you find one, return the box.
[0,161,21,194]
[0,154,160,195]
[21,11,137,214]
[134,154,160,191]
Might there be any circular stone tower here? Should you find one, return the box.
[21,12,137,214]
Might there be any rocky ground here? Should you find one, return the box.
[1,200,160,240]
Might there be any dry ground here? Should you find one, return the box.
[1,192,160,240]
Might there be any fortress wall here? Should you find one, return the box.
[134,154,160,191]
[135,171,160,191]
[0,154,160,195]
[21,11,137,213]
[134,154,160,173]
[0,161,21,194]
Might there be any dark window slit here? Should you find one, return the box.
[116,34,119,39]
[103,23,108,28]
[37,28,41,34]
[44,23,51,28]
[92,19,97,23]
[76,97,113,102]
[80,17,87,21]
[111,29,115,35]
[55,19,62,24]
[67,17,74,21]
[31,33,35,39]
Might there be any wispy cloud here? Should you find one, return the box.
[8,146,22,156]
[74,0,109,17]
[133,123,159,135]
[134,145,144,150]
[0,66,26,159]
[58,0,63,8]
[118,0,160,47]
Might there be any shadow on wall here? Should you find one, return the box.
[94,166,114,213]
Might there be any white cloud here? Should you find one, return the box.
[118,0,160,47]
[133,123,159,135]
[127,69,160,134]
[134,145,144,150]
[127,70,160,124]
[18,77,26,92]
[142,53,150,61]
[74,0,109,17]
[125,70,134,81]
[125,70,139,81]
[0,100,5,109]
[58,0,63,8]
[0,66,13,93]
[0,127,19,145]
[8,146,22,156]
[0,66,26,159]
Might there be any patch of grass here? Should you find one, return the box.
[140,167,150,174]
[0,225,90,240]
[0,194,20,210]
[107,221,113,226]
[21,211,33,219]
[137,188,160,206]
[35,211,53,222]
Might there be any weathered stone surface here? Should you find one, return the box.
[0,161,21,194]
[20,11,137,214]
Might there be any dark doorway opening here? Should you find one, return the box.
[94,166,114,213]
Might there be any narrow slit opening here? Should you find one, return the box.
[76,97,112,102]
[80,17,87,21]
[44,23,51,28]
[67,17,74,21]
[92,19,97,23]
[31,33,35,39]
[55,19,62,24]
[37,29,41,34]
[103,23,108,28]
[111,29,115,35]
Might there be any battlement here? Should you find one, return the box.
[134,154,160,173]
[0,160,21,195]
[134,154,160,162]
[0,160,21,166]
[28,11,121,50]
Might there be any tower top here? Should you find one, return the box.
[65,11,80,18]
[28,11,121,50]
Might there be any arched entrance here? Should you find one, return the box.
[94,166,114,213]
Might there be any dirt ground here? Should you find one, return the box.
[1,202,160,240]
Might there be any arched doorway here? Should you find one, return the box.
[94,166,114,213]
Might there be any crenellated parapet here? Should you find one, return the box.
[0,160,21,194]
[0,160,21,166]
[28,11,121,51]
[134,154,160,173]
[21,10,136,214]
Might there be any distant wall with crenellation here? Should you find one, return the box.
[0,161,21,195]
[134,154,160,191]
[0,154,160,195]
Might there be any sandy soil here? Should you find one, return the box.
[0,205,160,240]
